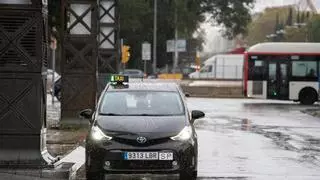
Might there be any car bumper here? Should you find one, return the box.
[85,138,196,174]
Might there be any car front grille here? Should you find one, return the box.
[113,137,171,147]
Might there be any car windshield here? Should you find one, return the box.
[99,91,184,116]
[125,71,140,74]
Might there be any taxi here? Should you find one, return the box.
[80,75,205,180]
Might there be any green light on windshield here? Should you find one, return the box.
[273,91,277,96]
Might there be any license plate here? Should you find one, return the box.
[124,152,158,160]
[124,152,173,160]
[159,152,173,160]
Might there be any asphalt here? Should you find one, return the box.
[3,95,320,180]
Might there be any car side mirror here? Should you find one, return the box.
[79,109,93,122]
[191,110,205,123]
[185,93,190,97]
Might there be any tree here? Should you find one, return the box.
[307,15,320,42]
[201,0,254,39]
[119,0,254,70]
[48,0,254,69]
[246,6,292,45]
[245,6,314,45]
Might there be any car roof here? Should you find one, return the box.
[107,82,179,92]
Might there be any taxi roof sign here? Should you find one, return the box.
[110,75,129,84]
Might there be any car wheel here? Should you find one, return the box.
[85,154,103,180]
[299,88,317,105]
[86,170,103,180]
[179,170,197,180]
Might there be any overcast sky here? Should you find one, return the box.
[202,0,319,53]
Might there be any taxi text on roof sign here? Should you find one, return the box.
[110,75,129,83]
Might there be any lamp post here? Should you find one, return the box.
[152,0,158,74]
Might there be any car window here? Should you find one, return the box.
[99,91,184,116]
[200,65,212,73]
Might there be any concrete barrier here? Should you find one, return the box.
[158,73,183,79]
[181,85,244,98]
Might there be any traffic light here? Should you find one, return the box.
[121,45,130,64]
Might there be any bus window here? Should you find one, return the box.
[248,57,267,80]
[292,61,317,80]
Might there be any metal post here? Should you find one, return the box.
[51,46,55,105]
[214,59,217,78]
[235,65,238,79]
[173,2,178,73]
[120,38,124,71]
[222,59,225,78]
[153,0,157,74]
[144,60,147,75]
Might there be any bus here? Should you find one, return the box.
[244,42,320,105]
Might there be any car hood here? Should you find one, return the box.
[96,115,187,139]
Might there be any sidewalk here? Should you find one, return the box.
[0,95,87,180]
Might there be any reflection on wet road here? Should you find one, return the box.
[188,98,320,180]
[77,98,320,180]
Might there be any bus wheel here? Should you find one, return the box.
[299,88,318,105]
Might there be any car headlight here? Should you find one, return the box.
[91,126,112,141]
[170,126,192,141]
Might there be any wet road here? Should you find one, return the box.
[56,97,320,179]
[189,98,320,180]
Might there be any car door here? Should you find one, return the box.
[199,65,213,78]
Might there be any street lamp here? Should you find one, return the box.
[153,0,157,74]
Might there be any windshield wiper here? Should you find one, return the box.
[99,113,124,116]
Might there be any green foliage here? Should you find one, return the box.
[246,6,320,45]
[47,0,254,69]
[246,6,292,45]
[284,26,307,42]
[120,0,254,69]
[308,15,320,42]
[201,0,254,38]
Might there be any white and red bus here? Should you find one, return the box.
[244,42,320,105]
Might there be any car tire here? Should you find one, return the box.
[86,154,103,180]
[179,170,197,180]
[86,170,103,180]
[299,88,317,105]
